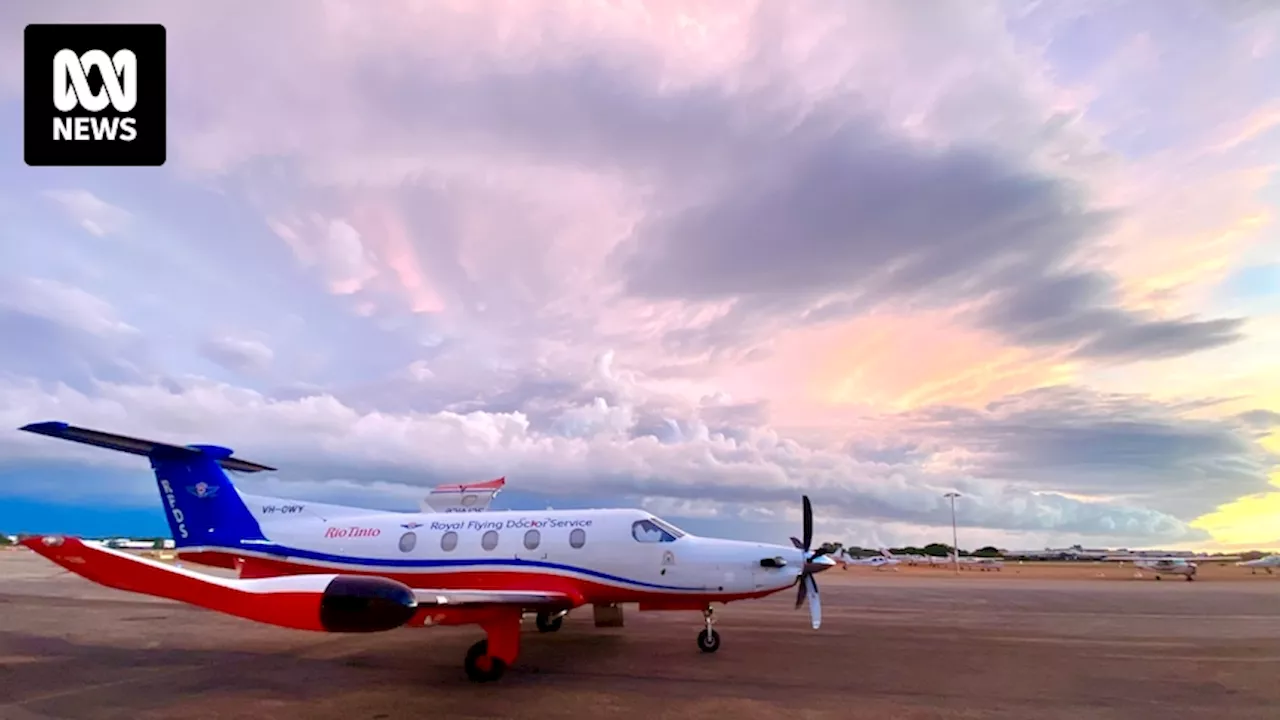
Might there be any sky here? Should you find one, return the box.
[0,0,1278,552]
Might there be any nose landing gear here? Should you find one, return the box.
[696,605,720,653]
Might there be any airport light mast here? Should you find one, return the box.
[944,492,961,574]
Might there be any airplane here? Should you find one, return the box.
[1106,555,1201,581]
[955,553,1004,571]
[420,477,505,513]
[1237,555,1280,575]
[14,421,837,683]
[1104,552,1242,581]
[834,547,900,570]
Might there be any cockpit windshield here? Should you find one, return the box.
[631,517,686,543]
[649,516,687,538]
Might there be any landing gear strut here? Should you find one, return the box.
[535,610,565,633]
[462,610,522,683]
[696,605,720,653]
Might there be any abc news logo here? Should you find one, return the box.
[24,24,166,167]
[53,48,139,142]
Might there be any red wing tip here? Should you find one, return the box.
[431,477,506,493]
[18,534,84,552]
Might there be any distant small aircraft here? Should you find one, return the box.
[956,554,1003,571]
[1237,555,1280,575]
[16,421,836,682]
[1102,554,1230,581]
[834,547,900,570]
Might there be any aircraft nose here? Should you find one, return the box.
[806,554,837,575]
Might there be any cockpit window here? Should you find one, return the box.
[648,516,686,538]
[631,519,678,543]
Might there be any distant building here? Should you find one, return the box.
[1004,546,1110,561]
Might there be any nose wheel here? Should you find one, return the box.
[696,606,721,653]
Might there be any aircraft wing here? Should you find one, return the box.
[420,477,505,513]
[411,589,573,608]
[19,535,578,633]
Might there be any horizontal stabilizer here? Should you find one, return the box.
[19,421,277,473]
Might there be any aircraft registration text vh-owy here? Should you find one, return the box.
[15,421,836,683]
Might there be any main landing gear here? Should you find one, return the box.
[462,611,523,683]
[535,610,565,633]
[464,639,506,682]
[696,606,721,653]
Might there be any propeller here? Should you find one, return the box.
[790,495,834,630]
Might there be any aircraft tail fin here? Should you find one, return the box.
[19,421,269,548]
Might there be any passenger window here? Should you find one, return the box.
[569,528,586,548]
[632,519,676,543]
[524,529,540,550]
[441,531,458,552]
[482,530,499,551]
[399,531,417,553]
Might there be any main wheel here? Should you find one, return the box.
[464,639,507,682]
[696,628,721,653]
[535,611,564,633]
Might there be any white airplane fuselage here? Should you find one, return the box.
[1133,558,1197,579]
[198,495,813,608]
[1238,556,1280,574]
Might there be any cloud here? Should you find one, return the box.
[199,335,275,374]
[42,189,132,238]
[4,362,1269,547]
[614,109,1243,362]
[899,386,1279,520]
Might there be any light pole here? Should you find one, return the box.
[944,492,961,574]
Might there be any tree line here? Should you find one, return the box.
[821,541,1002,558]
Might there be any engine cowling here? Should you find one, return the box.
[319,575,419,633]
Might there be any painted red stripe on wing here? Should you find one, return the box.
[20,537,330,631]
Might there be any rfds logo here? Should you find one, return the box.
[24,23,166,167]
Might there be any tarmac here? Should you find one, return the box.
[2,549,1279,719]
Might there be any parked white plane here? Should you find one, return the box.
[1106,553,1240,581]
[1107,555,1201,581]
[834,548,900,570]
[957,554,1004,571]
[17,421,837,683]
[1237,555,1280,575]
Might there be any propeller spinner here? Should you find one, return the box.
[790,495,835,629]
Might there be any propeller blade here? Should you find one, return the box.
[794,575,807,609]
[802,495,813,552]
[790,536,804,550]
[804,574,821,629]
